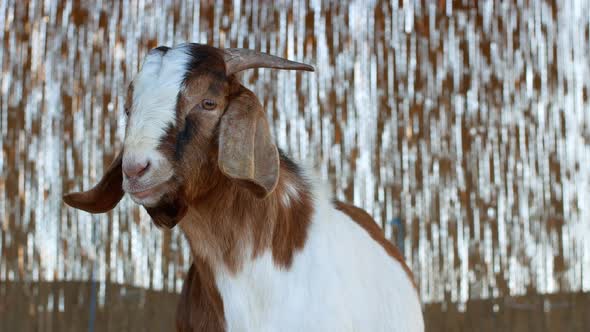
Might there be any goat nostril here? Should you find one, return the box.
[123,161,151,179]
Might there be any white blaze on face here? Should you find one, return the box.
[123,45,192,188]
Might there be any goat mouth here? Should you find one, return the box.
[128,182,168,202]
[132,187,158,199]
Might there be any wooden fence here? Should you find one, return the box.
[1,281,588,331]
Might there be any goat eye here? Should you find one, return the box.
[201,99,217,110]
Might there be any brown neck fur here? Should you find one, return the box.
[179,153,314,274]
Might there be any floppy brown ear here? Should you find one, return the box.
[63,151,125,213]
[218,87,279,198]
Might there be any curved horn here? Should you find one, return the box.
[223,48,315,75]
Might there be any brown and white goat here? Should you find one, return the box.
[64,44,424,332]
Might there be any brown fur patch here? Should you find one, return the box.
[271,169,314,267]
[179,154,313,273]
[176,257,225,332]
[145,193,188,228]
[124,82,134,116]
[333,201,417,289]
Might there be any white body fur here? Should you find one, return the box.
[182,186,424,332]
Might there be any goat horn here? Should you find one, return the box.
[224,48,315,75]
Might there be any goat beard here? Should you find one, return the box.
[145,190,188,229]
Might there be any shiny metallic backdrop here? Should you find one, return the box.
[1,0,589,308]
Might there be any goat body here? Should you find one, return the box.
[63,43,424,332]
[175,154,423,332]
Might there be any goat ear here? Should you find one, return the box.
[218,88,279,198]
[63,151,125,213]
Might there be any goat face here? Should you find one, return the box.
[64,43,313,228]
[122,45,230,210]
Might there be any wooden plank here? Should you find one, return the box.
[1,281,588,331]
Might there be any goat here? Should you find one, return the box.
[64,43,424,332]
